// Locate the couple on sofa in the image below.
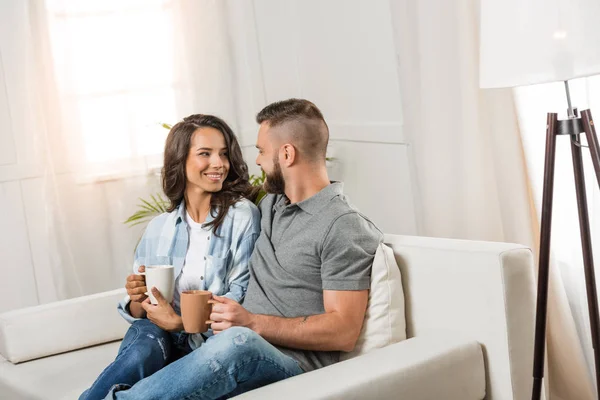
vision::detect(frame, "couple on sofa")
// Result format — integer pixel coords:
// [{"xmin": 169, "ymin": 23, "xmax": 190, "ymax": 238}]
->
[{"xmin": 81, "ymin": 99, "xmax": 383, "ymax": 400}]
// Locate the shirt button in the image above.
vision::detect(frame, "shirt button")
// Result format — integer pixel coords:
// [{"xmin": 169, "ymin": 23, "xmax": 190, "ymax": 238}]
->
[
  {"xmin": 204, "ymin": 256, "xmax": 206, "ymax": 260},
  {"xmin": 200, "ymin": 276, "xmax": 204, "ymax": 280},
  {"xmin": 207, "ymin": 236, "xmax": 210, "ymax": 240}
]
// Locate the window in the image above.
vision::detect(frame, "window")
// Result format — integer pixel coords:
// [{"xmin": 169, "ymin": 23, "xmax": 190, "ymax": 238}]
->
[{"xmin": 45, "ymin": 0, "xmax": 177, "ymax": 178}]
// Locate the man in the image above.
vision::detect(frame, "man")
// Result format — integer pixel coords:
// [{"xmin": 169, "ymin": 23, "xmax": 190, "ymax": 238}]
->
[{"xmin": 105, "ymin": 99, "xmax": 382, "ymax": 399}]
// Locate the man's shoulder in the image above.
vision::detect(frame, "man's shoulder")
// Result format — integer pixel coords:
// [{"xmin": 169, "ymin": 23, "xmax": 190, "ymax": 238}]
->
[
  {"xmin": 320, "ymin": 194, "xmax": 369, "ymax": 222},
  {"xmin": 325, "ymin": 197, "xmax": 383, "ymax": 239}
]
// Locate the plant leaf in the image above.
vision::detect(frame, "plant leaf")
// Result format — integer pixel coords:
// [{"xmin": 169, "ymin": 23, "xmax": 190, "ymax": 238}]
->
[
  {"xmin": 255, "ymin": 190, "xmax": 267, "ymax": 205},
  {"xmin": 150, "ymin": 193, "xmax": 168, "ymax": 213},
  {"xmin": 140, "ymin": 198, "xmax": 160, "ymax": 213},
  {"xmin": 136, "ymin": 202, "xmax": 158, "ymax": 213},
  {"xmin": 126, "ymin": 219, "xmax": 153, "ymax": 227},
  {"xmin": 124, "ymin": 192, "xmax": 169, "ymax": 228}
]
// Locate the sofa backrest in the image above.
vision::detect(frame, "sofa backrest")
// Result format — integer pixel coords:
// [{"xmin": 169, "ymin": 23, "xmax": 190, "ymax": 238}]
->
[{"xmin": 384, "ymin": 234, "xmax": 537, "ymax": 400}]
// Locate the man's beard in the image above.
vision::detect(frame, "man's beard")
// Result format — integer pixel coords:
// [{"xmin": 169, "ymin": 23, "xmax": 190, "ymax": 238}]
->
[{"xmin": 263, "ymin": 158, "xmax": 285, "ymax": 194}]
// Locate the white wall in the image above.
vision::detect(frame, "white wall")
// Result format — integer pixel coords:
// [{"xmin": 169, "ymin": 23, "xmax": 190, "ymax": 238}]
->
[
  {"xmin": 0, "ymin": 0, "xmax": 417, "ymax": 312},
  {"xmin": 229, "ymin": 0, "xmax": 418, "ymax": 235}
]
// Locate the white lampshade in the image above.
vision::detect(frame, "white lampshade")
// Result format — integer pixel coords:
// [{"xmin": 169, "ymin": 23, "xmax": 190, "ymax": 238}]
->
[{"xmin": 480, "ymin": 0, "xmax": 600, "ymax": 88}]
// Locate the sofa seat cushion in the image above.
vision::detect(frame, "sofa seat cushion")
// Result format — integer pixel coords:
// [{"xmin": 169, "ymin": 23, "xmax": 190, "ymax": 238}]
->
[{"xmin": 0, "ymin": 341, "xmax": 121, "ymax": 400}]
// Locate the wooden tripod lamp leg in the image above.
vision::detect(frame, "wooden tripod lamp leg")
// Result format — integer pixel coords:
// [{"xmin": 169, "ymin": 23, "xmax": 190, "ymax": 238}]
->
[
  {"xmin": 532, "ymin": 113, "xmax": 558, "ymax": 400},
  {"xmin": 581, "ymin": 110, "xmax": 600, "ymax": 189},
  {"xmin": 577, "ymin": 109, "xmax": 600, "ymax": 394}
]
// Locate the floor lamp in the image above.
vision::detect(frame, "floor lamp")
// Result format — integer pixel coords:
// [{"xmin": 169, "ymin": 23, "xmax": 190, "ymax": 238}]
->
[{"xmin": 479, "ymin": 1, "xmax": 600, "ymax": 399}]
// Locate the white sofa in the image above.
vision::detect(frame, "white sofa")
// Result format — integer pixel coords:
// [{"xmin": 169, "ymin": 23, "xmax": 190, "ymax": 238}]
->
[{"xmin": 0, "ymin": 235, "xmax": 538, "ymax": 399}]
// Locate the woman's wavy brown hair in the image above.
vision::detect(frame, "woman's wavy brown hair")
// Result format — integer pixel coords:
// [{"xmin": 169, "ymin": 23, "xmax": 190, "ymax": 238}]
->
[{"xmin": 162, "ymin": 114, "xmax": 255, "ymax": 233}]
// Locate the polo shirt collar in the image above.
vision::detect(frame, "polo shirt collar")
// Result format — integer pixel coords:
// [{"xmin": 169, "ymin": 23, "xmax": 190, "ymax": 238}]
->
[{"xmin": 294, "ymin": 182, "xmax": 344, "ymax": 215}]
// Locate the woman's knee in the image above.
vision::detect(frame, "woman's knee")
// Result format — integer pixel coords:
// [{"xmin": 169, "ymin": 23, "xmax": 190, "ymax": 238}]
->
[
  {"xmin": 123, "ymin": 320, "xmax": 172, "ymax": 365},
  {"xmin": 131, "ymin": 319, "xmax": 168, "ymax": 336}
]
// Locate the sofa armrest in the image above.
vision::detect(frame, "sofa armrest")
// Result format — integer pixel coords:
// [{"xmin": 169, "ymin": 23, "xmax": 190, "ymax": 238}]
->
[
  {"xmin": 235, "ymin": 335, "xmax": 485, "ymax": 400},
  {"xmin": 0, "ymin": 289, "xmax": 129, "ymax": 363},
  {"xmin": 384, "ymin": 235, "xmax": 538, "ymax": 399}
]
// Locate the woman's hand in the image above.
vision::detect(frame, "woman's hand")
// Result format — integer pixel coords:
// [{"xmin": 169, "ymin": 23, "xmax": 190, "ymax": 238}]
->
[
  {"xmin": 142, "ymin": 287, "xmax": 183, "ymax": 332},
  {"xmin": 125, "ymin": 265, "xmax": 147, "ymax": 303}
]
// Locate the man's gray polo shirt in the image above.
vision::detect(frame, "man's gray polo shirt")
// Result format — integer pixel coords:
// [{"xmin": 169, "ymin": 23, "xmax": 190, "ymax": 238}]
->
[{"xmin": 243, "ymin": 182, "xmax": 383, "ymax": 372}]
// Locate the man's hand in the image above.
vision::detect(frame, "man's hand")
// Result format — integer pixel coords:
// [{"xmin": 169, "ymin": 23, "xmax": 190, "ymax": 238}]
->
[
  {"xmin": 126, "ymin": 265, "xmax": 147, "ymax": 303},
  {"xmin": 141, "ymin": 287, "xmax": 183, "ymax": 332},
  {"xmin": 209, "ymin": 295, "xmax": 255, "ymax": 334}
]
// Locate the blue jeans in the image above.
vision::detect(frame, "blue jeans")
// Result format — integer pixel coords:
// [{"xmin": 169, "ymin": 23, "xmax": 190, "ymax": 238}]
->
[
  {"xmin": 80, "ymin": 319, "xmax": 192, "ymax": 400},
  {"xmin": 102, "ymin": 326, "xmax": 304, "ymax": 400}
]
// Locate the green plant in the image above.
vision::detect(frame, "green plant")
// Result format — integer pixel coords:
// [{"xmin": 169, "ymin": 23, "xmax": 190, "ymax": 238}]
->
[
  {"xmin": 124, "ymin": 193, "xmax": 169, "ymax": 227},
  {"xmin": 250, "ymin": 170, "xmax": 267, "ymax": 204}
]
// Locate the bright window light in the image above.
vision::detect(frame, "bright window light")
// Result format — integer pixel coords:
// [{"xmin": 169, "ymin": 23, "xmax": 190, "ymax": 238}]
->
[{"xmin": 45, "ymin": 0, "xmax": 176, "ymax": 167}]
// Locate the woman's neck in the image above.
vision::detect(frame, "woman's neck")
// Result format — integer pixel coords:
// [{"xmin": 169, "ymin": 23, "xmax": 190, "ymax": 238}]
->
[{"xmin": 184, "ymin": 189, "xmax": 212, "ymax": 223}]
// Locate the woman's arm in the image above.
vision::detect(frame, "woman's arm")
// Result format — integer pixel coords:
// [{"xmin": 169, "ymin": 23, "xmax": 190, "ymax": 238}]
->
[
  {"xmin": 222, "ymin": 232, "xmax": 257, "ymax": 301},
  {"xmin": 128, "ymin": 300, "xmax": 147, "ymax": 319},
  {"xmin": 222, "ymin": 202, "xmax": 260, "ymax": 301}
]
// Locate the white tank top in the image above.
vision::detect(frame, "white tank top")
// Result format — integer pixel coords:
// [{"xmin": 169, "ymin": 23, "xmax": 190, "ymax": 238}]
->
[{"xmin": 173, "ymin": 211, "xmax": 210, "ymax": 309}]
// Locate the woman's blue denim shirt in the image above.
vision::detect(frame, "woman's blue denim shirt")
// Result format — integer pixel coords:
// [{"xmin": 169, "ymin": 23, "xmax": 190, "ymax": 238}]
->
[{"xmin": 117, "ymin": 198, "xmax": 260, "ymax": 331}]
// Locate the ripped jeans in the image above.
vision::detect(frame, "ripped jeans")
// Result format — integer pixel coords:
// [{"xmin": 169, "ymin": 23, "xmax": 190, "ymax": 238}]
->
[
  {"xmin": 80, "ymin": 319, "xmax": 192, "ymax": 400},
  {"xmin": 93, "ymin": 321, "xmax": 304, "ymax": 400}
]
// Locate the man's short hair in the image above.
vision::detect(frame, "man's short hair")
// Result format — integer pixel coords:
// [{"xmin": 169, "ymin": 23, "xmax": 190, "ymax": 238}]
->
[{"xmin": 256, "ymin": 99, "xmax": 329, "ymax": 162}]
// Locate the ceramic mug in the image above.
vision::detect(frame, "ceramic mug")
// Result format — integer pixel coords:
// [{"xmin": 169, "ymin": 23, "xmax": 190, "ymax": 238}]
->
[
  {"xmin": 180, "ymin": 290, "xmax": 217, "ymax": 333},
  {"xmin": 141, "ymin": 265, "xmax": 175, "ymax": 305}
]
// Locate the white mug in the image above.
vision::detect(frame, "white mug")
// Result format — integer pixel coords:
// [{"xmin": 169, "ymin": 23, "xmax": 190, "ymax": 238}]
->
[{"xmin": 141, "ymin": 265, "xmax": 175, "ymax": 305}]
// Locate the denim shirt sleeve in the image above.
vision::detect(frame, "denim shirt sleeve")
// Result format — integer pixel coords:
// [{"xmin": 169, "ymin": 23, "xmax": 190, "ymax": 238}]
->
[
  {"xmin": 117, "ymin": 295, "xmax": 141, "ymax": 324},
  {"xmin": 222, "ymin": 233, "xmax": 258, "ymax": 302},
  {"xmin": 222, "ymin": 203, "xmax": 260, "ymax": 303},
  {"xmin": 116, "ymin": 216, "xmax": 159, "ymax": 324}
]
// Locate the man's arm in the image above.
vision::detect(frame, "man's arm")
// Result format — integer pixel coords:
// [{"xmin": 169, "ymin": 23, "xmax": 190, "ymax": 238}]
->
[
  {"xmin": 251, "ymin": 289, "xmax": 368, "ymax": 352},
  {"xmin": 210, "ymin": 289, "xmax": 368, "ymax": 352},
  {"xmin": 209, "ymin": 211, "xmax": 380, "ymax": 351}
]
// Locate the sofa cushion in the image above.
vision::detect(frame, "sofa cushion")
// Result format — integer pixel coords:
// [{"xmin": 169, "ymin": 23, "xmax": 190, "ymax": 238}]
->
[
  {"xmin": 0, "ymin": 341, "xmax": 121, "ymax": 400},
  {"xmin": 236, "ymin": 335, "xmax": 485, "ymax": 400},
  {"xmin": 0, "ymin": 289, "xmax": 129, "ymax": 363},
  {"xmin": 340, "ymin": 243, "xmax": 406, "ymax": 360}
]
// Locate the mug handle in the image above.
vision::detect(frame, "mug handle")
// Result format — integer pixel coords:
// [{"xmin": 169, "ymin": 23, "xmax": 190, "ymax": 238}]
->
[{"xmin": 205, "ymin": 299, "xmax": 218, "ymax": 325}]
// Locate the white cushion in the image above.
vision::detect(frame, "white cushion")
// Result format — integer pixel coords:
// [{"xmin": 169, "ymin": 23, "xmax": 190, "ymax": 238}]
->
[
  {"xmin": 341, "ymin": 243, "xmax": 406, "ymax": 360},
  {"xmin": 0, "ymin": 289, "xmax": 129, "ymax": 363},
  {"xmin": 237, "ymin": 335, "xmax": 485, "ymax": 400}
]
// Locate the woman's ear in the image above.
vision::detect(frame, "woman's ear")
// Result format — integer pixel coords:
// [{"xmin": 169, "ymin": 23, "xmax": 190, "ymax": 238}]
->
[{"xmin": 281, "ymin": 144, "xmax": 296, "ymax": 167}]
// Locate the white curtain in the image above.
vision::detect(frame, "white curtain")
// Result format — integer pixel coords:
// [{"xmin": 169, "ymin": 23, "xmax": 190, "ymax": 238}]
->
[
  {"xmin": 171, "ymin": 0, "xmax": 238, "ymax": 124},
  {"xmin": 1, "ymin": 0, "xmax": 234, "ymax": 304},
  {"xmin": 390, "ymin": 0, "xmax": 594, "ymax": 398}
]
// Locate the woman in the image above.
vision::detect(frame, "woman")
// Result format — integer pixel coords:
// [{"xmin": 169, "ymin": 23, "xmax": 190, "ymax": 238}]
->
[{"xmin": 80, "ymin": 114, "xmax": 260, "ymax": 400}]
